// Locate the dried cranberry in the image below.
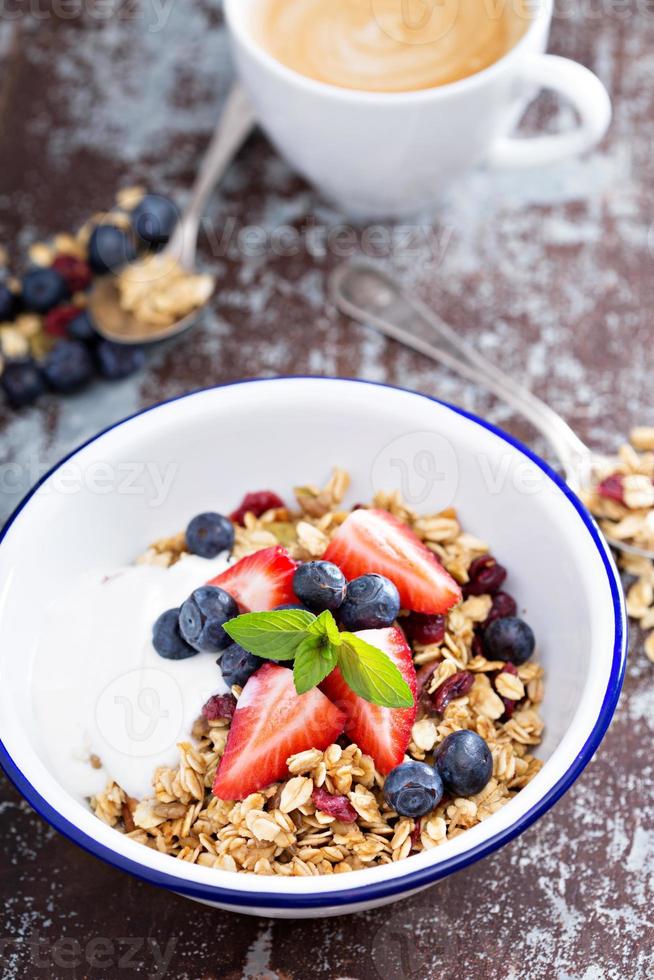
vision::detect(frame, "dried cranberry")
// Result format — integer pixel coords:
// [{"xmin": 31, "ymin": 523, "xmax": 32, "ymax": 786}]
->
[
  {"xmin": 202, "ymin": 693, "xmax": 237, "ymax": 722},
  {"xmin": 230, "ymin": 490, "xmax": 285, "ymax": 525},
  {"xmin": 497, "ymin": 663, "xmax": 519, "ymax": 720},
  {"xmin": 410, "ymin": 819, "xmax": 422, "ymax": 849},
  {"xmin": 471, "ymin": 632, "xmax": 485, "ymax": 658},
  {"xmin": 43, "ymin": 304, "xmax": 81, "ymax": 337},
  {"xmin": 403, "ymin": 612, "xmax": 446, "ymax": 646},
  {"xmin": 312, "ymin": 787, "xmax": 358, "ymax": 822},
  {"xmin": 464, "ymin": 554, "xmax": 507, "ymax": 597},
  {"xmin": 432, "ymin": 670, "xmax": 474, "ymax": 713},
  {"xmin": 483, "ymin": 591, "xmax": 518, "ymax": 629},
  {"xmin": 52, "ymin": 254, "xmax": 93, "ymax": 293},
  {"xmin": 596, "ymin": 473, "xmax": 625, "ymax": 503},
  {"xmin": 501, "ymin": 697, "xmax": 517, "ymax": 720}
]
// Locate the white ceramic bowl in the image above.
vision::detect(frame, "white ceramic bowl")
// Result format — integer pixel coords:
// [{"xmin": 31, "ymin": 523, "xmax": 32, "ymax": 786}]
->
[{"xmin": 0, "ymin": 378, "xmax": 626, "ymax": 918}]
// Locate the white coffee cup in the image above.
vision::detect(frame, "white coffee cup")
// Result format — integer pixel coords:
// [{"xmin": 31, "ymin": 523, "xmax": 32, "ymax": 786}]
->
[{"xmin": 224, "ymin": 0, "xmax": 611, "ymax": 219}]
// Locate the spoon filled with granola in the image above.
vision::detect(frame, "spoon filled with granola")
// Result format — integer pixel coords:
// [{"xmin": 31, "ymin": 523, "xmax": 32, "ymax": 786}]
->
[
  {"xmin": 89, "ymin": 85, "xmax": 255, "ymax": 344},
  {"xmin": 330, "ymin": 261, "xmax": 654, "ymax": 561}
]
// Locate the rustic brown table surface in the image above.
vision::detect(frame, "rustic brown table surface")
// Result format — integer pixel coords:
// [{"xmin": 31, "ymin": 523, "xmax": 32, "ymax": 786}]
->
[{"xmin": 1, "ymin": 3, "xmax": 653, "ymax": 978}]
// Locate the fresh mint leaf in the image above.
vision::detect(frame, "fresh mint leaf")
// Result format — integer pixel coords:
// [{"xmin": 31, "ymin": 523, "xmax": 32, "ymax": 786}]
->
[
  {"xmin": 293, "ymin": 635, "xmax": 338, "ymax": 694},
  {"xmin": 338, "ymin": 633, "xmax": 414, "ymax": 708},
  {"xmin": 307, "ymin": 609, "xmax": 341, "ymax": 645},
  {"xmin": 223, "ymin": 609, "xmax": 316, "ymax": 661}
]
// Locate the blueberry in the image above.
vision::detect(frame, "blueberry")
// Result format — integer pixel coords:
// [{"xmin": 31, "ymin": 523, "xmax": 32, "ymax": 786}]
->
[
  {"xmin": 186, "ymin": 512, "xmax": 234, "ymax": 559},
  {"xmin": 434, "ymin": 730, "xmax": 493, "ymax": 797},
  {"xmin": 178, "ymin": 586, "xmax": 238, "ymax": 653},
  {"xmin": 219, "ymin": 642, "xmax": 262, "ymax": 687},
  {"xmin": 131, "ymin": 194, "xmax": 178, "ymax": 247},
  {"xmin": 337, "ymin": 574, "xmax": 400, "ymax": 631},
  {"xmin": 0, "ymin": 283, "xmax": 17, "ymax": 320},
  {"xmin": 97, "ymin": 340, "xmax": 146, "ymax": 380},
  {"xmin": 88, "ymin": 225, "xmax": 136, "ymax": 274},
  {"xmin": 68, "ymin": 310, "xmax": 98, "ymax": 345},
  {"xmin": 42, "ymin": 339, "xmax": 94, "ymax": 393},
  {"xmin": 483, "ymin": 616, "xmax": 535, "ymax": 665},
  {"xmin": 1, "ymin": 359, "xmax": 44, "ymax": 408},
  {"xmin": 383, "ymin": 761, "xmax": 444, "ymax": 818},
  {"xmin": 21, "ymin": 267, "xmax": 69, "ymax": 313},
  {"xmin": 152, "ymin": 608, "xmax": 197, "ymax": 660},
  {"xmin": 274, "ymin": 603, "xmax": 310, "ymax": 611},
  {"xmin": 293, "ymin": 561, "xmax": 347, "ymax": 613}
]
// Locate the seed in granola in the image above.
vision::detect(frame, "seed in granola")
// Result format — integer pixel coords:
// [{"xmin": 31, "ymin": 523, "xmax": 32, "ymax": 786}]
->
[
  {"xmin": 431, "ymin": 670, "xmax": 474, "ymax": 713},
  {"xmin": 230, "ymin": 490, "xmax": 285, "ymax": 526},
  {"xmin": 435, "ymin": 730, "xmax": 493, "ymax": 797},
  {"xmin": 483, "ymin": 616, "xmax": 535, "ymax": 665},
  {"xmin": 402, "ymin": 612, "xmax": 446, "ymax": 646},
  {"xmin": 383, "ymin": 761, "xmax": 444, "ymax": 818},
  {"xmin": 464, "ymin": 554, "xmax": 507, "ymax": 597}
]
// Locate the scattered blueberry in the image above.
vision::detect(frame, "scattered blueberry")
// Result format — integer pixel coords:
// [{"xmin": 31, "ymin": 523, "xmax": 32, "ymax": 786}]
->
[
  {"xmin": 483, "ymin": 616, "xmax": 535, "ymax": 665},
  {"xmin": 88, "ymin": 224, "xmax": 136, "ymax": 274},
  {"xmin": 337, "ymin": 574, "xmax": 400, "ymax": 631},
  {"xmin": 0, "ymin": 282, "xmax": 17, "ymax": 320},
  {"xmin": 293, "ymin": 561, "xmax": 347, "ymax": 612},
  {"xmin": 178, "ymin": 586, "xmax": 238, "ymax": 653},
  {"xmin": 1, "ymin": 359, "xmax": 44, "ymax": 407},
  {"xmin": 21, "ymin": 267, "xmax": 69, "ymax": 313},
  {"xmin": 434, "ymin": 730, "xmax": 493, "ymax": 797},
  {"xmin": 152, "ymin": 608, "xmax": 197, "ymax": 660},
  {"xmin": 131, "ymin": 193, "xmax": 178, "ymax": 247},
  {"xmin": 219, "ymin": 642, "xmax": 262, "ymax": 687},
  {"xmin": 383, "ymin": 761, "xmax": 444, "ymax": 817},
  {"xmin": 186, "ymin": 512, "xmax": 234, "ymax": 559},
  {"xmin": 42, "ymin": 339, "xmax": 94, "ymax": 393},
  {"xmin": 68, "ymin": 310, "xmax": 98, "ymax": 344},
  {"xmin": 96, "ymin": 340, "xmax": 146, "ymax": 380}
]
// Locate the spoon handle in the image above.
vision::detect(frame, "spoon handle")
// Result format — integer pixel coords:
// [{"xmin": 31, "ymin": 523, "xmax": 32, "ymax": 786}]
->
[
  {"xmin": 329, "ymin": 261, "xmax": 592, "ymax": 490},
  {"xmin": 168, "ymin": 84, "xmax": 256, "ymax": 268}
]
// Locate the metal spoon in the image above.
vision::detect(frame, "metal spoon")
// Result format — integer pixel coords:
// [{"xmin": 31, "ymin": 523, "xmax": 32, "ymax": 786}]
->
[
  {"xmin": 330, "ymin": 260, "xmax": 649, "ymax": 560},
  {"xmin": 89, "ymin": 85, "xmax": 256, "ymax": 344}
]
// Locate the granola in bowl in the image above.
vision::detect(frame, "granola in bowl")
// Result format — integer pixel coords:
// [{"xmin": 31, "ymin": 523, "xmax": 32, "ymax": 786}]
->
[{"xmin": 91, "ymin": 469, "xmax": 544, "ymax": 876}]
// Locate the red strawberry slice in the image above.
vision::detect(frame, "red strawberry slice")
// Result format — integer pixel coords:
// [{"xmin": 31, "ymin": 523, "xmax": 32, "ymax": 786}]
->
[
  {"xmin": 206, "ymin": 545, "xmax": 298, "ymax": 611},
  {"xmin": 323, "ymin": 508, "xmax": 461, "ymax": 614},
  {"xmin": 320, "ymin": 626, "xmax": 418, "ymax": 774},
  {"xmin": 212, "ymin": 664, "xmax": 346, "ymax": 800}
]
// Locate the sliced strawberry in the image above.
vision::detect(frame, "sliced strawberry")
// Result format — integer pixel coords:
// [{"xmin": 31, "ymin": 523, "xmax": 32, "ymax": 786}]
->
[
  {"xmin": 323, "ymin": 508, "xmax": 461, "ymax": 614},
  {"xmin": 206, "ymin": 545, "xmax": 298, "ymax": 611},
  {"xmin": 320, "ymin": 626, "xmax": 418, "ymax": 774},
  {"xmin": 212, "ymin": 664, "xmax": 346, "ymax": 800}
]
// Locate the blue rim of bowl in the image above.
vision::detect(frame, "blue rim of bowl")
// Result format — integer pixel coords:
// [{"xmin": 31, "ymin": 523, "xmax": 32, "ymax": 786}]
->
[{"xmin": 0, "ymin": 377, "xmax": 627, "ymax": 910}]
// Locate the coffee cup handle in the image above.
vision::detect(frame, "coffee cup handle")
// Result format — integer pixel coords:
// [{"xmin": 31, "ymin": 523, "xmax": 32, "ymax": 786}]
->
[{"xmin": 487, "ymin": 54, "xmax": 611, "ymax": 168}]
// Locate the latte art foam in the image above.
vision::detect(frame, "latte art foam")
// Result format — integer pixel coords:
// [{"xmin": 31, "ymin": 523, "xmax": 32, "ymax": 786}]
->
[{"xmin": 255, "ymin": 0, "xmax": 530, "ymax": 92}]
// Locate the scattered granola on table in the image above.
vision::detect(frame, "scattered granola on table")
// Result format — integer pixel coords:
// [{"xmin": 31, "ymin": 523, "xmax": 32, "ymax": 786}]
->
[
  {"xmin": 582, "ymin": 426, "xmax": 654, "ymax": 663},
  {"xmin": 91, "ymin": 468, "xmax": 545, "ymax": 875}
]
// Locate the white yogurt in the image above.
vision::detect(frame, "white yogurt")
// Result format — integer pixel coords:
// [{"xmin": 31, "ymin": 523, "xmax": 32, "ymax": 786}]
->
[{"xmin": 32, "ymin": 554, "xmax": 230, "ymax": 800}]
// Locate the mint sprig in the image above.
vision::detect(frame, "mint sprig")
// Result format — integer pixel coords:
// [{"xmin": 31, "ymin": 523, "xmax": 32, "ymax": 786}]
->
[{"xmin": 223, "ymin": 609, "xmax": 413, "ymax": 709}]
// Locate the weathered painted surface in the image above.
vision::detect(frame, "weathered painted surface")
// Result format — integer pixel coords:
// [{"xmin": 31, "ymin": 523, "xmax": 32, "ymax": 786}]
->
[{"xmin": 0, "ymin": 2, "xmax": 652, "ymax": 977}]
